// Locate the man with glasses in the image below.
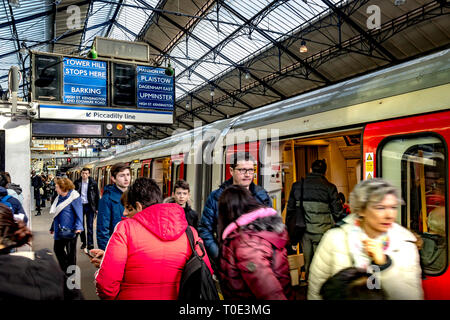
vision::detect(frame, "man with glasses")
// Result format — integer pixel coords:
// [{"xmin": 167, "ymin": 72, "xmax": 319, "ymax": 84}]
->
[{"xmin": 198, "ymin": 151, "xmax": 272, "ymax": 267}]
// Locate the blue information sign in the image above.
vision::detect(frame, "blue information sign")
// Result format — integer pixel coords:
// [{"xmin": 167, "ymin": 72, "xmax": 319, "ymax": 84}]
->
[
  {"xmin": 63, "ymin": 57, "xmax": 107, "ymax": 106},
  {"xmin": 137, "ymin": 66, "xmax": 174, "ymax": 110}
]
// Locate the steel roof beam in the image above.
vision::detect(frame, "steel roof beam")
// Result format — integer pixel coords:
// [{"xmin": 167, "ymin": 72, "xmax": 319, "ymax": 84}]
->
[
  {"xmin": 219, "ymin": 1, "xmax": 331, "ymax": 84},
  {"xmin": 321, "ymin": 0, "xmax": 397, "ymax": 62},
  {"xmin": 113, "ymin": 21, "xmax": 232, "ymax": 121},
  {"xmin": 150, "ymin": 3, "xmax": 286, "ymax": 99},
  {"xmin": 105, "ymin": 0, "xmax": 124, "ymax": 37},
  {"xmin": 0, "ymin": 20, "xmax": 111, "ymax": 60},
  {"xmin": 79, "ymin": 0, "xmax": 93, "ymax": 53}
]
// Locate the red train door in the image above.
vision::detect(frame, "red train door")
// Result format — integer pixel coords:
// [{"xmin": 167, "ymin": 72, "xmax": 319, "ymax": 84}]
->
[{"xmin": 363, "ymin": 110, "xmax": 450, "ymax": 300}]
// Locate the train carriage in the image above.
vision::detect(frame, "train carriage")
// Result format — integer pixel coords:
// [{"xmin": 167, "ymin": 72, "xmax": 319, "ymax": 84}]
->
[{"xmin": 67, "ymin": 49, "xmax": 450, "ymax": 299}]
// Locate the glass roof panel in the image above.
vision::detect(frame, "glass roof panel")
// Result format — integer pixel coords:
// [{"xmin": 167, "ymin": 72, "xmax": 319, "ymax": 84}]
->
[{"xmin": 172, "ymin": 0, "xmax": 341, "ymax": 100}]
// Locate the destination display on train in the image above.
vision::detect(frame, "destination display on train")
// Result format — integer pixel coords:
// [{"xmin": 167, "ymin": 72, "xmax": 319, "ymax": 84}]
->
[
  {"xmin": 62, "ymin": 57, "xmax": 107, "ymax": 106},
  {"xmin": 136, "ymin": 66, "xmax": 174, "ymax": 111}
]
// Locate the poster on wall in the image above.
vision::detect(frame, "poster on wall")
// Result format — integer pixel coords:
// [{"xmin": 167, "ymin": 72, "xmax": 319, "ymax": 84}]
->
[
  {"xmin": 63, "ymin": 57, "xmax": 107, "ymax": 106},
  {"xmin": 136, "ymin": 66, "xmax": 174, "ymax": 111}
]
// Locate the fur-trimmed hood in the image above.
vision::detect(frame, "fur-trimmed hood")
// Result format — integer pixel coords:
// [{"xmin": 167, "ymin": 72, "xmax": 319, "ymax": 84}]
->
[{"xmin": 222, "ymin": 207, "xmax": 287, "ymax": 249}]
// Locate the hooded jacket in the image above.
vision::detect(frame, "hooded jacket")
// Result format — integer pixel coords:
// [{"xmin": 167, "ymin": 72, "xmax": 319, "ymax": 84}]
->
[
  {"xmin": 307, "ymin": 214, "xmax": 424, "ymax": 300},
  {"xmin": 97, "ymin": 184, "xmax": 125, "ymax": 250},
  {"xmin": 219, "ymin": 207, "xmax": 293, "ymax": 300},
  {"xmin": 198, "ymin": 178, "xmax": 272, "ymax": 260},
  {"xmin": 0, "ymin": 186, "xmax": 27, "ymax": 224},
  {"xmin": 0, "ymin": 249, "xmax": 83, "ymax": 300},
  {"xmin": 95, "ymin": 203, "xmax": 213, "ymax": 300}
]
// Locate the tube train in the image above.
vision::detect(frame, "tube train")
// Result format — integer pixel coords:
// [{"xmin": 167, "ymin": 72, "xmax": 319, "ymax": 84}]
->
[{"xmin": 68, "ymin": 49, "xmax": 450, "ymax": 299}]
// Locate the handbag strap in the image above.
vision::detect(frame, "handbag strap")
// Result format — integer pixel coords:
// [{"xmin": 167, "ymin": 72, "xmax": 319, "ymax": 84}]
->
[
  {"xmin": 185, "ymin": 226, "xmax": 206, "ymax": 259},
  {"xmin": 300, "ymin": 178, "xmax": 304, "ymax": 207}
]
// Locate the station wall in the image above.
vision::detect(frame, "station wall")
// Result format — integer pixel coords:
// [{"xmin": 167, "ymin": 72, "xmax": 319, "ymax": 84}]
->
[{"xmin": 0, "ymin": 117, "xmax": 31, "ymax": 225}]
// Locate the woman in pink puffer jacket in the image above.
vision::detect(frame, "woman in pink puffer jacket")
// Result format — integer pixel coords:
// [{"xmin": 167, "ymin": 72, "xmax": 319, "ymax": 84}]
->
[
  {"xmin": 218, "ymin": 185, "xmax": 294, "ymax": 300},
  {"xmin": 95, "ymin": 178, "xmax": 212, "ymax": 300}
]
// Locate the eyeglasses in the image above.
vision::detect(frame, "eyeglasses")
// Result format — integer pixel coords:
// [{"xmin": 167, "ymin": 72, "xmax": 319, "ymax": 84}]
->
[{"xmin": 234, "ymin": 168, "xmax": 255, "ymax": 175}]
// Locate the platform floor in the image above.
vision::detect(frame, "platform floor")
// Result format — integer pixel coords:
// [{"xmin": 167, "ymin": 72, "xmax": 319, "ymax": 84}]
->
[{"xmin": 29, "ymin": 204, "xmax": 100, "ymax": 300}]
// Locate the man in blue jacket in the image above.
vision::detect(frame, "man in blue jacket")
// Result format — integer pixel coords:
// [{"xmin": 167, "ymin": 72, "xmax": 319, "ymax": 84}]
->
[
  {"xmin": 96, "ymin": 162, "xmax": 130, "ymax": 250},
  {"xmin": 198, "ymin": 152, "xmax": 272, "ymax": 266},
  {"xmin": 0, "ymin": 173, "xmax": 28, "ymax": 224}
]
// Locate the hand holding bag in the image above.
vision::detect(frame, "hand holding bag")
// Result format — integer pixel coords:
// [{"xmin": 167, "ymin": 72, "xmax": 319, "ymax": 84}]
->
[{"xmin": 57, "ymin": 224, "xmax": 77, "ymax": 239}]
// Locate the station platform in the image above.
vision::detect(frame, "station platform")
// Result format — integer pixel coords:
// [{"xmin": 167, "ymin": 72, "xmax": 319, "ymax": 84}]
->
[{"xmin": 29, "ymin": 205, "xmax": 100, "ymax": 300}]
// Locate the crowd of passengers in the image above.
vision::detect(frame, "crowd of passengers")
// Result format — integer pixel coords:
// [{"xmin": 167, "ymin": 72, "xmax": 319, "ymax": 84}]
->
[{"xmin": 0, "ymin": 152, "xmax": 445, "ymax": 300}]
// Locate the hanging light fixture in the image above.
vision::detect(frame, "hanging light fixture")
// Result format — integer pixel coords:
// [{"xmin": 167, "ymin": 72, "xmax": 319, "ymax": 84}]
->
[
  {"xmin": 8, "ymin": 0, "xmax": 20, "ymax": 8},
  {"xmin": 210, "ymin": 87, "xmax": 215, "ymax": 97},
  {"xmin": 186, "ymin": 101, "xmax": 190, "ymax": 109},
  {"xmin": 299, "ymin": 40, "xmax": 308, "ymax": 53},
  {"xmin": 245, "ymin": 71, "xmax": 250, "ymax": 80}
]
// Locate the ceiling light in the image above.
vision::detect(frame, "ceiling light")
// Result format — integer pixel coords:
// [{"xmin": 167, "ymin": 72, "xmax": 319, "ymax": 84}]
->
[
  {"xmin": 186, "ymin": 101, "xmax": 190, "ymax": 109},
  {"xmin": 245, "ymin": 72, "xmax": 250, "ymax": 80},
  {"xmin": 8, "ymin": 0, "xmax": 20, "ymax": 8},
  {"xmin": 210, "ymin": 88, "xmax": 215, "ymax": 97},
  {"xmin": 299, "ymin": 40, "xmax": 308, "ymax": 53}
]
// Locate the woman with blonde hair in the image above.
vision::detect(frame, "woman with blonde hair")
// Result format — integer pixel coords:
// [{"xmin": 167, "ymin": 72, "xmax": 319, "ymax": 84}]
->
[
  {"xmin": 308, "ymin": 178, "xmax": 423, "ymax": 300},
  {"xmin": 49, "ymin": 177, "xmax": 83, "ymax": 272}
]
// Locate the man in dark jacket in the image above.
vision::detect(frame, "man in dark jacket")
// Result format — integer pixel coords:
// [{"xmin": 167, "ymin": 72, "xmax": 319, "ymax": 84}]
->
[
  {"xmin": 74, "ymin": 167, "xmax": 100, "ymax": 250},
  {"xmin": 31, "ymin": 170, "xmax": 43, "ymax": 216},
  {"xmin": 198, "ymin": 152, "xmax": 272, "ymax": 264},
  {"xmin": 286, "ymin": 159, "xmax": 344, "ymax": 280},
  {"xmin": 96, "ymin": 162, "xmax": 130, "ymax": 250}
]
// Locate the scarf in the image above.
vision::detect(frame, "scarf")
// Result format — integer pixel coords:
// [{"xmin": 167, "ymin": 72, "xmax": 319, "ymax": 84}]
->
[
  {"xmin": 347, "ymin": 217, "xmax": 392, "ymax": 270},
  {"xmin": 50, "ymin": 190, "xmax": 80, "ymax": 218}
]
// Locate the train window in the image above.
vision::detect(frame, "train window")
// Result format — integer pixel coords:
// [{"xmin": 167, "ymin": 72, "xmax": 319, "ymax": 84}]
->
[
  {"xmin": 380, "ymin": 135, "xmax": 447, "ymax": 276},
  {"xmin": 137, "ymin": 168, "xmax": 141, "ymax": 178},
  {"xmin": 143, "ymin": 164, "xmax": 150, "ymax": 178}
]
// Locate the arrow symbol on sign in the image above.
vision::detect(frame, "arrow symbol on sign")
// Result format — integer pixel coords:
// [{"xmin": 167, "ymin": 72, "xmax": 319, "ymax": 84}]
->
[{"xmin": 86, "ymin": 112, "xmax": 91, "ymax": 117}]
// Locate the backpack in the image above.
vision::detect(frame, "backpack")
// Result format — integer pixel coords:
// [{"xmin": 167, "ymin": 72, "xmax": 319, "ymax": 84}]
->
[
  {"xmin": 0, "ymin": 195, "xmax": 13, "ymax": 210},
  {"xmin": 178, "ymin": 227, "xmax": 220, "ymax": 300}
]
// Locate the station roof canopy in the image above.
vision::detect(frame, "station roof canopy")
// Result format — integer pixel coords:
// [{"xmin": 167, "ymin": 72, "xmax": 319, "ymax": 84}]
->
[{"xmin": 0, "ymin": 0, "xmax": 449, "ymax": 142}]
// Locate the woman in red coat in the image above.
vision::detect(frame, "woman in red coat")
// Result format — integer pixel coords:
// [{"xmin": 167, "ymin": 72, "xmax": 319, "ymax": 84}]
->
[
  {"xmin": 218, "ymin": 185, "xmax": 294, "ymax": 300},
  {"xmin": 95, "ymin": 178, "xmax": 212, "ymax": 300}
]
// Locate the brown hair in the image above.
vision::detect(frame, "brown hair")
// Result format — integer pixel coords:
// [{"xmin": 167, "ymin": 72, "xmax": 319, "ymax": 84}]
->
[
  {"xmin": 174, "ymin": 179, "xmax": 190, "ymax": 192},
  {"xmin": 55, "ymin": 177, "xmax": 75, "ymax": 193},
  {"xmin": 0, "ymin": 203, "xmax": 32, "ymax": 253},
  {"xmin": 110, "ymin": 162, "xmax": 130, "ymax": 179},
  {"xmin": 128, "ymin": 178, "xmax": 162, "ymax": 210}
]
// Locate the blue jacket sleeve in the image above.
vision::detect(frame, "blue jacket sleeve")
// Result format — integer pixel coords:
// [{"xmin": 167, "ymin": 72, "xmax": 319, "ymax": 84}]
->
[
  {"xmin": 97, "ymin": 196, "xmax": 112, "ymax": 250},
  {"xmin": 198, "ymin": 193, "xmax": 219, "ymax": 260},
  {"xmin": 72, "ymin": 197, "xmax": 84, "ymax": 231},
  {"xmin": 9, "ymin": 197, "xmax": 27, "ymax": 224}
]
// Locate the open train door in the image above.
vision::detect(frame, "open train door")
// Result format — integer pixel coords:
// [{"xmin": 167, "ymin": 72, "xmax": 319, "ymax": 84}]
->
[{"xmin": 363, "ymin": 110, "xmax": 450, "ymax": 300}]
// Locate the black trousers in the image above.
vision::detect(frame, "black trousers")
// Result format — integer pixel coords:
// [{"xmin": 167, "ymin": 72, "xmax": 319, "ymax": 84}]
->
[
  {"xmin": 80, "ymin": 204, "xmax": 95, "ymax": 248},
  {"xmin": 34, "ymin": 188, "xmax": 41, "ymax": 213},
  {"xmin": 54, "ymin": 236, "xmax": 78, "ymax": 272}
]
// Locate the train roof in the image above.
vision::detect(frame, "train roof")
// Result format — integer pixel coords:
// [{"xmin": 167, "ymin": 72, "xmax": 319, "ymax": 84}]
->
[
  {"xmin": 87, "ymin": 49, "xmax": 450, "ymax": 167},
  {"xmin": 232, "ymin": 49, "xmax": 450, "ymax": 131}
]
